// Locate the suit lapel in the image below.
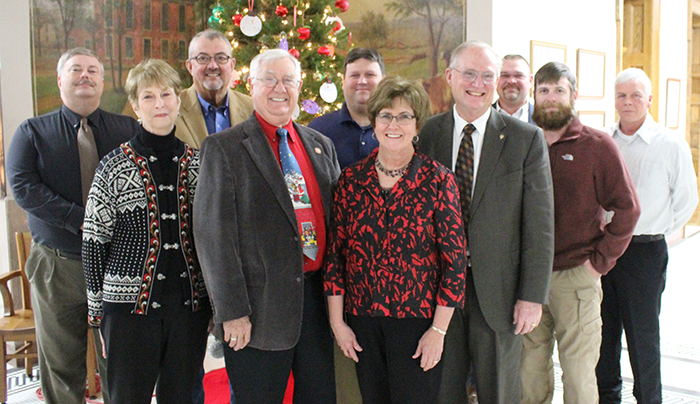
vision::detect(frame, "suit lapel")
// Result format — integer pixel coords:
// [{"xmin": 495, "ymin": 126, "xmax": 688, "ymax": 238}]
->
[
  {"xmin": 241, "ymin": 117, "xmax": 299, "ymax": 231},
  {"xmin": 180, "ymin": 87, "xmax": 209, "ymax": 148},
  {"xmin": 435, "ymin": 112, "xmax": 455, "ymax": 168},
  {"xmin": 471, "ymin": 109, "xmax": 506, "ymax": 215}
]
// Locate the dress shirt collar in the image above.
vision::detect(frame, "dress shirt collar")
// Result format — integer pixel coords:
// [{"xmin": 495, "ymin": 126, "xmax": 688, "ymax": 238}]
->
[
  {"xmin": 62, "ymin": 104, "xmax": 101, "ymax": 129},
  {"xmin": 453, "ymin": 105, "xmax": 490, "ymax": 136},
  {"xmin": 255, "ymin": 111, "xmax": 297, "ymax": 144},
  {"xmin": 611, "ymin": 113, "xmax": 659, "ymax": 145},
  {"xmin": 197, "ymin": 91, "xmax": 229, "ymax": 116},
  {"xmin": 495, "ymin": 100, "xmax": 530, "ymax": 123}
]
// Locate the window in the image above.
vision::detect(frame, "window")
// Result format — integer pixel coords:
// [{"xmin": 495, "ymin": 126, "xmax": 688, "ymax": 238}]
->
[
  {"xmin": 125, "ymin": 36, "xmax": 134, "ymax": 59},
  {"xmin": 125, "ymin": 0, "xmax": 133, "ymax": 29},
  {"xmin": 161, "ymin": 39, "xmax": 169, "ymax": 60},
  {"xmin": 161, "ymin": 2, "xmax": 169, "ymax": 32},
  {"xmin": 178, "ymin": 40, "xmax": 186, "ymax": 61},
  {"xmin": 143, "ymin": 38, "xmax": 151, "ymax": 59},
  {"xmin": 143, "ymin": 1, "xmax": 151, "ymax": 30},
  {"xmin": 178, "ymin": 4, "xmax": 186, "ymax": 32}
]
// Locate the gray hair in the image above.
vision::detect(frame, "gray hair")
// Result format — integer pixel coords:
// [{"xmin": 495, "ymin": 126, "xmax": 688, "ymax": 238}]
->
[
  {"xmin": 249, "ymin": 49, "xmax": 302, "ymax": 81},
  {"xmin": 57, "ymin": 47, "xmax": 104, "ymax": 77},
  {"xmin": 188, "ymin": 29, "xmax": 233, "ymax": 58},
  {"xmin": 615, "ymin": 68, "xmax": 652, "ymax": 96},
  {"xmin": 449, "ymin": 41, "xmax": 501, "ymax": 72}
]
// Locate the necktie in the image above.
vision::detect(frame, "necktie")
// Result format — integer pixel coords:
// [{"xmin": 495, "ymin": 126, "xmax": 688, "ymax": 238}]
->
[
  {"xmin": 78, "ymin": 117, "xmax": 99, "ymax": 206},
  {"xmin": 277, "ymin": 128, "xmax": 319, "ymax": 261},
  {"xmin": 455, "ymin": 124, "xmax": 475, "ymax": 228}
]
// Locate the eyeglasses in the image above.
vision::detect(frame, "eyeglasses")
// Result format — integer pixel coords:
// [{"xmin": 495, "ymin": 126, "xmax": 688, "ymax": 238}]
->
[
  {"xmin": 189, "ymin": 54, "xmax": 232, "ymax": 65},
  {"xmin": 452, "ymin": 68, "xmax": 497, "ymax": 85},
  {"xmin": 253, "ymin": 77, "xmax": 300, "ymax": 89},
  {"xmin": 499, "ymin": 72, "xmax": 528, "ymax": 80},
  {"xmin": 376, "ymin": 113, "xmax": 415, "ymax": 125}
]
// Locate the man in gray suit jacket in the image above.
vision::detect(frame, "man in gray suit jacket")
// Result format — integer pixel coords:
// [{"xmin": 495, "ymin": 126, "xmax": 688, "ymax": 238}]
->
[
  {"xmin": 193, "ymin": 49, "xmax": 340, "ymax": 404},
  {"xmin": 417, "ymin": 41, "xmax": 554, "ymax": 404}
]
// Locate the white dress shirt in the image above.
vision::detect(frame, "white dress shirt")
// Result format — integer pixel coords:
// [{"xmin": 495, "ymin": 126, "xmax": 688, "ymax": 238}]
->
[
  {"xmin": 451, "ymin": 106, "xmax": 490, "ymax": 197},
  {"xmin": 608, "ymin": 114, "xmax": 698, "ymax": 235},
  {"xmin": 495, "ymin": 99, "xmax": 530, "ymax": 123}
]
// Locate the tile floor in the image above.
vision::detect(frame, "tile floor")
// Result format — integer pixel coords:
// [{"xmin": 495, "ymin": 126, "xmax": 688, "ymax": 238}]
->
[{"xmin": 6, "ymin": 231, "xmax": 700, "ymax": 403}]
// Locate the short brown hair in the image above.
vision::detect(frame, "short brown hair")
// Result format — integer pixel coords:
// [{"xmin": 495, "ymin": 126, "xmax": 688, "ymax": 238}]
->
[
  {"xmin": 367, "ymin": 76, "xmax": 431, "ymax": 131},
  {"xmin": 125, "ymin": 59, "xmax": 182, "ymax": 104}
]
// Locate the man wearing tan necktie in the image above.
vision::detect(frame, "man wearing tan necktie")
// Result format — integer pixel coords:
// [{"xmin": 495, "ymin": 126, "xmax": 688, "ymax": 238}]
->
[{"xmin": 7, "ymin": 48, "xmax": 139, "ymax": 404}]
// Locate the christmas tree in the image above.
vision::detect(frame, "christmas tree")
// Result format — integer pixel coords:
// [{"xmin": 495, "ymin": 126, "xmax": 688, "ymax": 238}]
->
[{"xmin": 207, "ymin": 0, "xmax": 352, "ymax": 123}]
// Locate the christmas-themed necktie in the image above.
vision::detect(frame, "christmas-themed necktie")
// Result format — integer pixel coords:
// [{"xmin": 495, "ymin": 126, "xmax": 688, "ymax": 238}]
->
[
  {"xmin": 78, "ymin": 117, "xmax": 99, "ymax": 206},
  {"xmin": 455, "ymin": 123, "xmax": 475, "ymax": 228},
  {"xmin": 277, "ymin": 128, "xmax": 319, "ymax": 260}
]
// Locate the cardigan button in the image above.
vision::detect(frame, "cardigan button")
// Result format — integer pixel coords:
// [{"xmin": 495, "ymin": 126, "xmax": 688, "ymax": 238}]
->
[
  {"xmin": 157, "ymin": 273, "xmax": 166, "ymax": 280},
  {"xmin": 184, "ymin": 300, "xmax": 191, "ymax": 306},
  {"xmin": 151, "ymin": 302, "xmax": 161, "ymax": 309}
]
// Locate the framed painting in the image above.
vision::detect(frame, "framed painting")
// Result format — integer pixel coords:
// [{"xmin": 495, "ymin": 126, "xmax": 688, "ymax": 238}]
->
[
  {"xmin": 576, "ymin": 49, "xmax": 605, "ymax": 98},
  {"xmin": 530, "ymin": 40, "xmax": 567, "ymax": 78}
]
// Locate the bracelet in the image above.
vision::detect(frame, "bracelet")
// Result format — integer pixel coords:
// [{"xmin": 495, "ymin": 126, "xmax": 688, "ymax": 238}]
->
[{"xmin": 430, "ymin": 325, "xmax": 447, "ymax": 335}]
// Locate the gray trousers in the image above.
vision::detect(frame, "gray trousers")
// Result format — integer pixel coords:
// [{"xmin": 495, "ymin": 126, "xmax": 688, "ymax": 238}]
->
[{"xmin": 25, "ymin": 243, "xmax": 109, "ymax": 404}]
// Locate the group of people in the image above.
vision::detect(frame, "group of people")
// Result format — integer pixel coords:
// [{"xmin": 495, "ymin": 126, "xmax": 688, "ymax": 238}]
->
[{"xmin": 6, "ymin": 26, "xmax": 698, "ymax": 404}]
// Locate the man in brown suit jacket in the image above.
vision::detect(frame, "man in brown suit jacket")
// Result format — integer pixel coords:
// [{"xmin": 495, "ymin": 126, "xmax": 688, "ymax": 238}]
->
[{"xmin": 176, "ymin": 29, "xmax": 253, "ymax": 147}]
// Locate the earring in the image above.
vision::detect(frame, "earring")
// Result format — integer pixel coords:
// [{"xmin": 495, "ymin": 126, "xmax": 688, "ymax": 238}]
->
[{"xmin": 412, "ymin": 135, "xmax": 420, "ymax": 144}]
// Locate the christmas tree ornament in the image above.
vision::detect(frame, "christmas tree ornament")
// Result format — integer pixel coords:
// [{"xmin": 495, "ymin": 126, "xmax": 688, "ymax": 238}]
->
[
  {"xmin": 275, "ymin": 5, "xmax": 288, "ymax": 17},
  {"xmin": 232, "ymin": 14, "xmax": 243, "ymax": 26},
  {"xmin": 335, "ymin": 0, "xmax": 349, "ymax": 12},
  {"xmin": 302, "ymin": 99, "xmax": 321, "ymax": 115},
  {"xmin": 313, "ymin": 71, "xmax": 324, "ymax": 81},
  {"xmin": 278, "ymin": 32, "xmax": 289, "ymax": 51},
  {"xmin": 240, "ymin": 0, "xmax": 263, "ymax": 37},
  {"xmin": 297, "ymin": 27, "xmax": 311, "ymax": 40},
  {"xmin": 212, "ymin": 5, "xmax": 224, "ymax": 18},
  {"xmin": 334, "ymin": 21, "xmax": 342, "ymax": 32},
  {"xmin": 324, "ymin": 16, "xmax": 344, "ymax": 32},
  {"xmin": 288, "ymin": 48, "xmax": 300, "ymax": 59},
  {"xmin": 318, "ymin": 46, "xmax": 331, "ymax": 56},
  {"xmin": 320, "ymin": 80, "xmax": 338, "ymax": 103}
]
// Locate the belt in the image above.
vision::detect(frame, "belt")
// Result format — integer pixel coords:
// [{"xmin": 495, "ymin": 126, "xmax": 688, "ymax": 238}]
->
[
  {"xmin": 41, "ymin": 244, "xmax": 82, "ymax": 260},
  {"xmin": 631, "ymin": 234, "xmax": 664, "ymax": 243}
]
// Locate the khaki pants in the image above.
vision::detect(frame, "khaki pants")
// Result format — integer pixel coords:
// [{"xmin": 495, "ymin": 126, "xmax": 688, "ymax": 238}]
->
[
  {"xmin": 521, "ymin": 264, "xmax": 602, "ymax": 404},
  {"xmin": 26, "ymin": 243, "xmax": 109, "ymax": 404}
]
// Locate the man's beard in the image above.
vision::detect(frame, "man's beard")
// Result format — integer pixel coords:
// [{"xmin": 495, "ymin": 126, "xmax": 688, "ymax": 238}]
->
[{"xmin": 532, "ymin": 101, "xmax": 575, "ymax": 130}]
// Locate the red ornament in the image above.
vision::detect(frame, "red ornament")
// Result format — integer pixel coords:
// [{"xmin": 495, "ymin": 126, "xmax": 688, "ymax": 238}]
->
[
  {"xmin": 297, "ymin": 27, "xmax": 310, "ymax": 40},
  {"xmin": 318, "ymin": 46, "xmax": 330, "ymax": 56},
  {"xmin": 288, "ymin": 48, "xmax": 300, "ymax": 59},
  {"xmin": 333, "ymin": 21, "xmax": 342, "ymax": 32},
  {"xmin": 335, "ymin": 0, "xmax": 349, "ymax": 12},
  {"xmin": 275, "ymin": 5, "xmax": 288, "ymax": 17},
  {"xmin": 232, "ymin": 14, "xmax": 243, "ymax": 26}
]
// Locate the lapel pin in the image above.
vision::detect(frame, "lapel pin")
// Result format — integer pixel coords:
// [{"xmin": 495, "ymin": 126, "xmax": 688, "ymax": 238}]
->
[
  {"xmin": 499, "ymin": 134, "xmax": 505, "ymax": 139},
  {"xmin": 315, "ymin": 147, "xmax": 322, "ymax": 154}
]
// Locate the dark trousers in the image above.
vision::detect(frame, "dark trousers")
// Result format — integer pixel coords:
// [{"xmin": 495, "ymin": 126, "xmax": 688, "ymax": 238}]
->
[
  {"xmin": 101, "ymin": 302, "xmax": 210, "ymax": 404},
  {"xmin": 346, "ymin": 315, "xmax": 441, "ymax": 404},
  {"xmin": 438, "ymin": 271, "xmax": 521, "ymax": 404},
  {"xmin": 597, "ymin": 238, "xmax": 667, "ymax": 404},
  {"xmin": 223, "ymin": 271, "xmax": 336, "ymax": 404}
]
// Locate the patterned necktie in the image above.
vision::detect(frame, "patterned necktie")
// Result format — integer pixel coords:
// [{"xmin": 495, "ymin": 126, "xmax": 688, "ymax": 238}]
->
[
  {"xmin": 277, "ymin": 128, "xmax": 319, "ymax": 261},
  {"xmin": 455, "ymin": 124, "xmax": 476, "ymax": 227},
  {"xmin": 77, "ymin": 117, "xmax": 99, "ymax": 206}
]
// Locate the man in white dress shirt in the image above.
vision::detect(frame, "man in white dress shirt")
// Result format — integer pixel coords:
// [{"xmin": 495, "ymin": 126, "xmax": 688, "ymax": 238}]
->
[
  {"xmin": 597, "ymin": 67, "xmax": 699, "ymax": 404},
  {"xmin": 493, "ymin": 54, "xmax": 535, "ymax": 125}
]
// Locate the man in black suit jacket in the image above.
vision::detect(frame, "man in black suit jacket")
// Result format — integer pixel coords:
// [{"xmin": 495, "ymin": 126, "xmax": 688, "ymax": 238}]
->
[
  {"xmin": 417, "ymin": 41, "xmax": 554, "ymax": 404},
  {"xmin": 194, "ymin": 49, "xmax": 340, "ymax": 404},
  {"xmin": 493, "ymin": 54, "xmax": 536, "ymax": 125}
]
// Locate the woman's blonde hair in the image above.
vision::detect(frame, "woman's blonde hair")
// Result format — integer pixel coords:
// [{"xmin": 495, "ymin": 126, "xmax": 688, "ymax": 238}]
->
[{"xmin": 125, "ymin": 59, "xmax": 182, "ymax": 104}]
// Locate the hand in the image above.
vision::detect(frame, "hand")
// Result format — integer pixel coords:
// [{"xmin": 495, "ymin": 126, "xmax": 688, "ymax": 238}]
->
[
  {"xmin": 412, "ymin": 327, "xmax": 445, "ymax": 372},
  {"xmin": 583, "ymin": 259, "xmax": 601, "ymax": 279},
  {"xmin": 513, "ymin": 300, "xmax": 543, "ymax": 335},
  {"xmin": 330, "ymin": 321, "xmax": 362, "ymax": 362},
  {"xmin": 99, "ymin": 329, "xmax": 106, "ymax": 359},
  {"xmin": 223, "ymin": 316, "xmax": 252, "ymax": 351}
]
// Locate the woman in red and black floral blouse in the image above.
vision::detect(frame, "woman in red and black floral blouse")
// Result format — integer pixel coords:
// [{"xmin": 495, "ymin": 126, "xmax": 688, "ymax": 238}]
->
[{"xmin": 324, "ymin": 76, "xmax": 467, "ymax": 404}]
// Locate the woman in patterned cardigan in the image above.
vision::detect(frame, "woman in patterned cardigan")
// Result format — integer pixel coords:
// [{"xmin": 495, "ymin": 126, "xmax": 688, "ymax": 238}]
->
[
  {"xmin": 82, "ymin": 59, "xmax": 209, "ymax": 404},
  {"xmin": 324, "ymin": 76, "xmax": 468, "ymax": 403}
]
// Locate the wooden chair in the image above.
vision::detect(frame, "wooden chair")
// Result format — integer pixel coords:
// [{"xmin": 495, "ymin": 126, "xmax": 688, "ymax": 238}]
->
[
  {"xmin": 0, "ymin": 233, "xmax": 100, "ymax": 402},
  {"xmin": 0, "ymin": 232, "xmax": 37, "ymax": 403}
]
